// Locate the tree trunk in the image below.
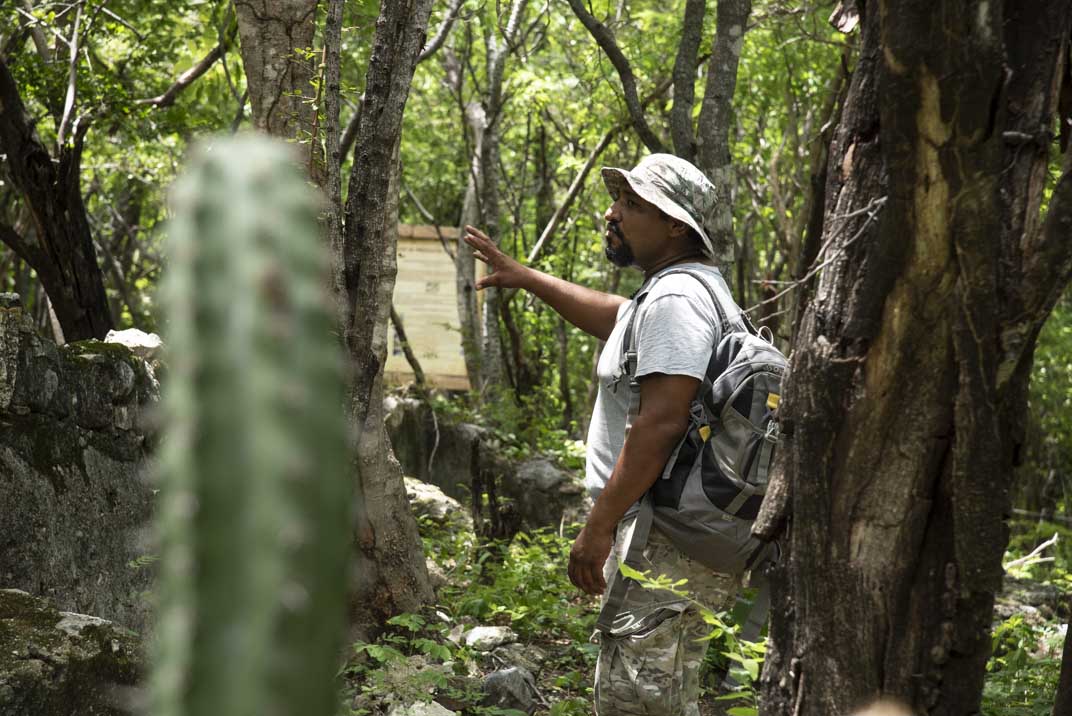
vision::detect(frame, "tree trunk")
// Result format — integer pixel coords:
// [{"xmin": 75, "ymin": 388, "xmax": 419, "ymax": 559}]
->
[
  {"xmin": 478, "ymin": 67, "xmax": 505, "ymax": 396},
  {"xmin": 338, "ymin": 0, "xmax": 436, "ymax": 641},
  {"xmin": 697, "ymin": 0, "xmax": 751, "ymax": 265},
  {"xmin": 456, "ymin": 101, "xmax": 485, "ymax": 391},
  {"xmin": 234, "ymin": 0, "xmax": 323, "ymax": 181},
  {"xmin": 760, "ymin": 3, "xmax": 1072, "ymax": 715},
  {"xmin": 452, "ymin": 2, "xmax": 527, "ymax": 399},
  {"xmin": 0, "ymin": 57, "xmax": 112, "ymax": 342}
]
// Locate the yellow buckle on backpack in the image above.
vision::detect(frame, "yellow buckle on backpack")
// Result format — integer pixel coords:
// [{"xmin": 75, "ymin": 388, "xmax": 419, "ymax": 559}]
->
[{"xmin": 766, "ymin": 393, "xmax": 780, "ymax": 410}]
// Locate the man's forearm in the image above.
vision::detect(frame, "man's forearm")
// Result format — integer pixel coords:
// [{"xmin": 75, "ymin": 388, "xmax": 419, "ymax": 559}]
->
[{"xmin": 520, "ymin": 267, "xmax": 626, "ymax": 341}]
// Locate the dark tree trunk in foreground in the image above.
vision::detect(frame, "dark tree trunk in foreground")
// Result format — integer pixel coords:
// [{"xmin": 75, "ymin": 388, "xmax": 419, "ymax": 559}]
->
[
  {"xmin": 759, "ymin": 2, "xmax": 1072, "ymax": 715},
  {"xmin": 337, "ymin": 0, "xmax": 436, "ymax": 641},
  {"xmin": 0, "ymin": 57, "xmax": 112, "ymax": 342}
]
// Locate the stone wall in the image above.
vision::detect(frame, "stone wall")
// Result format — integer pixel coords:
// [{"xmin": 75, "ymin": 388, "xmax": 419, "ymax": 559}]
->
[{"xmin": 0, "ymin": 295, "xmax": 158, "ymax": 634}]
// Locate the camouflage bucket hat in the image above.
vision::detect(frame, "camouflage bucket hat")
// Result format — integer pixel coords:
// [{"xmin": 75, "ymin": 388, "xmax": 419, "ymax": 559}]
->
[{"xmin": 601, "ymin": 153, "xmax": 717, "ymax": 258}]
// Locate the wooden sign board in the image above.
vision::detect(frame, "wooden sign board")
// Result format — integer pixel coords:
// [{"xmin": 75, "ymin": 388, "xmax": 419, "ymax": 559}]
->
[{"xmin": 385, "ymin": 224, "xmax": 474, "ymax": 391}]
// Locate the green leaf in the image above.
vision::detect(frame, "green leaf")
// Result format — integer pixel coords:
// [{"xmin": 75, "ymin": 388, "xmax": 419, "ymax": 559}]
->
[
  {"xmin": 618, "ymin": 563, "xmax": 648, "ymax": 581},
  {"xmin": 727, "ymin": 708, "xmax": 758, "ymax": 716},
  {"xmin": 744, "ymin": 658, "xmax": 760, "ymax": 681}
]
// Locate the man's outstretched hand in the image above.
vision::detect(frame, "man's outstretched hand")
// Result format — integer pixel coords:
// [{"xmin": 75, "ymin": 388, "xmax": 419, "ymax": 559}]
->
[
  {"xmin": 568, "ymin": 523, "xmax": 614, "ymax": 595},
  {"xmin": 463, "ymin": 225, "xmax": 531, "ymax": 291}
]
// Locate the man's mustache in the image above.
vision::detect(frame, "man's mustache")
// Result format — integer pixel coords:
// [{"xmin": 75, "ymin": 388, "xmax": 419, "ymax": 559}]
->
[{"xmin": 607, "ymin": 222, "xmax": 624, "ymax": 239}]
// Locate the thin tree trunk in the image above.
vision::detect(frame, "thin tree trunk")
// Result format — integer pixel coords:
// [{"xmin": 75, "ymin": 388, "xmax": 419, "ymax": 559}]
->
[
  {"xmin": 696, "ymin": 0, "xmax": 752, "ymax": 265},
  {"xmin": 670, "ymin": 0, "xmax": 706, "ymax": 160},
  {"xmin": 338, "ymin": 0, "xmax": 436, "ymax": 642},
  {"xmin": 457, "ymin": 102, "xmax": 485, "ymax": 391},
  {"xmin": 759, "ymin": 3, "xmax": 1072, "ymax": 715},
  {"xmin": 390, "ymin": 305, "xmax": 427, "ymax": 387},
  {"xmin": 476, "ymin": 0, "xmax": 528, "ymax": 399}
]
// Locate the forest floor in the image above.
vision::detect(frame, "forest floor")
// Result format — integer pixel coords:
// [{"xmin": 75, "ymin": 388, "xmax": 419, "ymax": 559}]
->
[{"xmin": 340, "ymin": 505, "xmax": 1068, "ymax": 716}]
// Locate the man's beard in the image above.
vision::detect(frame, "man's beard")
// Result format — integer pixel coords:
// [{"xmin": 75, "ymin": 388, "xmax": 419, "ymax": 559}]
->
[{"xmin": 604, "ymin": 222, "xmax": 634, "ymax": 267}]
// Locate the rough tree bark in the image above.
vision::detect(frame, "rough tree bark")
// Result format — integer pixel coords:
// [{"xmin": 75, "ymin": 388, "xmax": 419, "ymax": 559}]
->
[
  {"xmin": 0, "ymin": 56, "xmax": 112, "ymax": 341},
  {"xmin": 338, "ymin": 0, "xmax": 436, "ymax": 641},
  {"xmin": 234, "ymin": 0, "xmax": 323, "ymax": 180},
  {"xmin": 758, "ymin": 2, "xmax": 1072, "ymax": 715},
  {"xmin": 696, "ymin": 0, "xmax": 751, "ymax": 264}
]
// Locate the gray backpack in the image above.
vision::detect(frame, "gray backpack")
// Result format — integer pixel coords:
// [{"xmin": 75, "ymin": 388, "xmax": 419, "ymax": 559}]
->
[{"xmin": 598, "ymin": 268, "xmax": 784, "ymax": 644}]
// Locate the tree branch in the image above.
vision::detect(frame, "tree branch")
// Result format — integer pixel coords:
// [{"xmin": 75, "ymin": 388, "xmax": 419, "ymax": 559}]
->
[
  {"xmin": 526, "ymin": 126, "xmax": 617, "ymax": 264},
  {"xmin": 564, "ymin": 0, "xmax": 666, "ymax": 154},
  {"xmin": 402, "ymin": 182, "xmax": 456, "ymax": 262},
  {"xmin": 390, "ymin": 305, "xmax": 427, "ymax": 387},
  {"xmin": 0, "ymin": 220, "xmax": 48, "ymax": 271},
  {"xmin": 1022, "ymin": 154, "xmax": 1072, "ymax": 321},
  {"xmin": 418, "ymin": 0, "xmax": 465, "ymax": 63},
  {"xmin": 17, "ymin": 0, "xmax": 52, "ymax": 63},
  {"xmin": 56, "ymin": 0, "xmax": 83, "ymax": 148},
  {"xmin": 136, "ymin": 21, "xmax": 237, "ymax": 108},
  {"xmin": 339, "ymin": 99, "xmax": 363, "ymax": 163}
]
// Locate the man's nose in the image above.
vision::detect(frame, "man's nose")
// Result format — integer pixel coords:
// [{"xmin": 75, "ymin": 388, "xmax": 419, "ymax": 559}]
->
[{"xmin": 604, "ymin": 202, "xmax": 618, "ymax": 221}]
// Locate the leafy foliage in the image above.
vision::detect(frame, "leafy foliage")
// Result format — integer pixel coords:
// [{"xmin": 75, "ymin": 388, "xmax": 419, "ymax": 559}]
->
[{"xmin": 982, "ymin": 614, "xmax": 1063, "ymax": 716}]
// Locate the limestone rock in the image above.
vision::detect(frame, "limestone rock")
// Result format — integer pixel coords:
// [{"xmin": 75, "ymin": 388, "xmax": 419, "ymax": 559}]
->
[
  {"xmin": 0, "ymin": 589, "xmax": 142, "ymax": 716},
  {"xmin": 405, "ymin": 477, "xmax": 473, "ymax": 531},
  {"xmin": 464, "ymin": 626, "xmax": 517, "ymax": 652},
  {"xmin": 104, "ymin": 329, "xmax": 163, "ymax": 361},
  {"xmin": 387, "ymin": 701, "xmax": 458, "ymax": 716},
  {"xmin": 510, "ymin": 458, "xmax": 590, "ymax": 528},
  {"xmin": 481, "ymin": 666, "xmax": 539, "ymax": 715}
]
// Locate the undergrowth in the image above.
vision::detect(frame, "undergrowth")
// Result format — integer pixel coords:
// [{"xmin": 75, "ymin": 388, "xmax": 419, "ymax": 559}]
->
[
  {"xmin": 341, "ymin": 513, "xmax": 763, "ymax": 715},
  {"xmin": 981, "ymin": 519, "xmax": 1069, "ymax": 716}
]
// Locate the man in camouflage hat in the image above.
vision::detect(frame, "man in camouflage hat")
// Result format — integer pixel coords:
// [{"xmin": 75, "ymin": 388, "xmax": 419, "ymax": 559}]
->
[{"xmin": 464, "ymin": 153, "xmax": 743, "ymax": 715}]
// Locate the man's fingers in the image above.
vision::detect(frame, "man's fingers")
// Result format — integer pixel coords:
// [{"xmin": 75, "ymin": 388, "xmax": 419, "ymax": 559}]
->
[
  {"xmin": 585, "ymin": 564, "xmax": 605, "ymax": 595},
  {"xmin": 464, "ymin": 224, "xmax": 488, "ymax": 240}
]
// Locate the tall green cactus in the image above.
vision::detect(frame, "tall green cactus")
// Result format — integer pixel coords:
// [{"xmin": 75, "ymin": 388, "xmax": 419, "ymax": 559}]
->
[{"xmin": 152, "ymin": 135, "xmax": 350, "ymax": 716}]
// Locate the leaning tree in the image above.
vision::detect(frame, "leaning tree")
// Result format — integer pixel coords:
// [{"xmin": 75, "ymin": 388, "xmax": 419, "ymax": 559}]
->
[{"xmin": 757, "ymin": 2, "xmax": 1072, "ymax": 714}]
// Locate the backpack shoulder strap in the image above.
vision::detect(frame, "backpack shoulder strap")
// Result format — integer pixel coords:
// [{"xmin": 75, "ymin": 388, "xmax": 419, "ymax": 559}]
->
[
  {"xmin": 595, "ymin": 496, "xmax": 655, "ymax": 633},
  {"xmin": 620, "ymin": 268, "xmax": 732, "ymax": 373}
]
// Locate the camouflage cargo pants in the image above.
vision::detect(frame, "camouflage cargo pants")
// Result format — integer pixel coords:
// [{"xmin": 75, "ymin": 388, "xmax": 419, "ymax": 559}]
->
[{"xmin": 594, "ymin": 517, "xmax": 739, "ymax": 716}]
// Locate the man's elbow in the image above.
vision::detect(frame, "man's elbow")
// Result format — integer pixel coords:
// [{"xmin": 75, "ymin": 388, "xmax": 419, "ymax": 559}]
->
[{"xmin": 629, "ymin": 412, "xmax": 690, "ymax": 446}]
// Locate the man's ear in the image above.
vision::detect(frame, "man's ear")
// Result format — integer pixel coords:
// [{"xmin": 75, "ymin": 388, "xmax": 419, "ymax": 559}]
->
[{"xmin": 669, "ymin": 219, "xmax": 689, "ymax": 239}]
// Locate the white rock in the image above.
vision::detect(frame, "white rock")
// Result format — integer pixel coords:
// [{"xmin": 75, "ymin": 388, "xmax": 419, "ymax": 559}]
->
[
  {"xmin": 55, "ymin": 612, "xmax": 110, "ymax": 637},
  {"xmin": 386, "ymin": 701, "xmax": 457, "ymax": 716},
  {"xmin": 464, "ymin": 626, "xmax": 517, "ymax": 651},
  {"xmin": 105, "ymin": 328, "xmax": 163, "ymax": 360},
  {"xmin": 405, "ymin": 477, "xmax": 473, "ymax": 530}
]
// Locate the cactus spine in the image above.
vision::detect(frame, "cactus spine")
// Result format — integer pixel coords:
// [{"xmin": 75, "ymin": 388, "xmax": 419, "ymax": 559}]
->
[{"xmin": 153, "ymin": 135, "xmax": 350, "ymax": 716}]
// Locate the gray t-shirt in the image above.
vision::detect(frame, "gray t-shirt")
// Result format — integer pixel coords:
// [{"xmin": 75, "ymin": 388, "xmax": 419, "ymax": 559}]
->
[{"xmin": 584, "ymin": 263, "xmax": 739, "ymax": 498}]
